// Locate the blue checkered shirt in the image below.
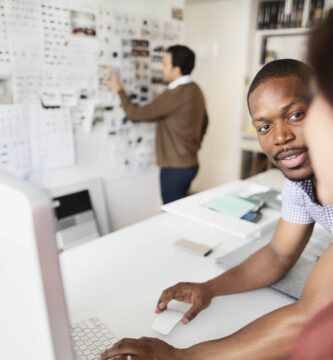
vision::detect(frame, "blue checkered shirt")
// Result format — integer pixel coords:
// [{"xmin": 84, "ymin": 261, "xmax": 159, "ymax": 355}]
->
[{"xmin": 281, "ymin": 178, "xmax": 333, "ymax": 234}]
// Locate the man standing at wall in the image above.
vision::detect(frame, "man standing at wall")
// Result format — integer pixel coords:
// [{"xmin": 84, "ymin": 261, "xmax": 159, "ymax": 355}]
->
[{"xmin": 109, "ymin": 45, "xmax": 208, "ymax": 204}]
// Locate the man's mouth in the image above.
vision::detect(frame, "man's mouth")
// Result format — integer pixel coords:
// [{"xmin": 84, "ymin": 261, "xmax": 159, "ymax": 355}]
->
[{"xmin": 275, "ymin": 148, "xmax": 308, "ymax": 169}]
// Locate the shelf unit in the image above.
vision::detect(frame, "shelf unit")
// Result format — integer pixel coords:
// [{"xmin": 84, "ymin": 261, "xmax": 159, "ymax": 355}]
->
[{"xmin": 240, "ymin": 0, "xmax": 333, "ymax": 179}]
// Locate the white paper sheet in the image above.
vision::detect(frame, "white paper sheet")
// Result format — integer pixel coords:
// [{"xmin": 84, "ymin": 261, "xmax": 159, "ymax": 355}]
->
[
  {"xmin": 41, "ymin": 1, "xmax": 71, "ymax": 67},
  {"xmin": 6, "ymin": 0, "xmax": 44, "ymax": 69},
  {"xmin": 0, "ymin": 0, "xmax": 11, "ymax": 66},
  {"xmin": 12, "ymin": 69, "xmax": 42, "ymax": 104},
  {"xmin": 0, "ymin": 105, "xmax": 31, "ymax": 179},
  {"xmin": 29, "ymin": 106, "xmax": 75, "ymax": 169},
  {"xmin": 71, "ymin": 100, "xmax": 96, "ymax": 133}
]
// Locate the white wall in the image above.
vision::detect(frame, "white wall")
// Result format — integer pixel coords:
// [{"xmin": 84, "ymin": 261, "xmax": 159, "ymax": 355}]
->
[
  {"xmin": 185, "ymin": 0, "xmax": 250, "ymax": 191},
  {"xmin": 74, "ymin": 123, "xmax": 162, "ymax": 230},
  {"xmin": 39, "ymin": 0, "xmax": 184, "ymax": 231}
]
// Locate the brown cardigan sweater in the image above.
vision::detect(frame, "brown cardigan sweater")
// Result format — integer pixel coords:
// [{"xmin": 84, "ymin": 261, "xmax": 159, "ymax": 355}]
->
[{"xmin": 118, "ymin": 82, "xmax": 208, "ymax": 168}]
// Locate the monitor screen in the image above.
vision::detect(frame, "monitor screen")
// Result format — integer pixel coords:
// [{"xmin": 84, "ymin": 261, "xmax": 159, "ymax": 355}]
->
[{"xmin": 0, "ymin": 170, "xmax": 74, "ymax": 360}]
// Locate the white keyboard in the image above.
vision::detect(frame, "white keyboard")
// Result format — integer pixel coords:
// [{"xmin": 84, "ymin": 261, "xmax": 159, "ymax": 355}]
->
[{"xmin": 71, "ymin": 317, "xmax": 117, "ymax": 360}]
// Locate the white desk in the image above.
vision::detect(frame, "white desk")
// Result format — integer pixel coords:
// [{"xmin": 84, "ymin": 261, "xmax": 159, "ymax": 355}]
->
[
  {"xmin": 60, "ymin": 212, "xmax": 292, "ymax": 349},
  {"xmin": 249, "ymin": 168, "xmax": 284, "ymax": 191}
]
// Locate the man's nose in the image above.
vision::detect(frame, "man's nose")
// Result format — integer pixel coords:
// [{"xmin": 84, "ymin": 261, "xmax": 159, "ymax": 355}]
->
[{"xmin": 273, "ymin": 121, "xmax": 295, "ymax": 146}]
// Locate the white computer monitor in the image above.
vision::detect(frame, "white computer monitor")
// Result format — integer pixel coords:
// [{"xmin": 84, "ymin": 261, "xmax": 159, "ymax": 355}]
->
[{"xmin": 0, "ymin": 170, "xmax": 74, "ymax": 359}]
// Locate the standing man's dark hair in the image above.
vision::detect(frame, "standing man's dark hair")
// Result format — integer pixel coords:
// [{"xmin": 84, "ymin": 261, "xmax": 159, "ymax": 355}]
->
[{"xmin": 167, "ymin": 45, "xmax": 195, "ymax": 75}]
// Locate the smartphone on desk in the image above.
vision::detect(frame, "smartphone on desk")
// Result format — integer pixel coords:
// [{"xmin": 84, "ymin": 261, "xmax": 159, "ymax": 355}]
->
[{"xmin": 241, "ymin": 210, "xmax": 262, "ymax": 223}]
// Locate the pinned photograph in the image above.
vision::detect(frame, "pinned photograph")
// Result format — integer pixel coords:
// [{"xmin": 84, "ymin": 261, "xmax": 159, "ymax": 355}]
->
[
  {"xmin": 0, "ymin": 73, "xmax": 13, "ymax": 104},
  {"xmin": 71, "ymin": 10, "xmax": 96, "ymax": 37},
  {"xmin": 172, "ymin": 7, "xmax": 183, "ymax": 21},
  {"xmin": 98, "ymin": 65, "xmax": 113, "ymax": 91}
]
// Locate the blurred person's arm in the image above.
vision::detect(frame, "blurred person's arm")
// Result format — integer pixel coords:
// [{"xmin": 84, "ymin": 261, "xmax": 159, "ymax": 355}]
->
[{"xmin": 290, "ymin": 300, "xmax": 333, "ymax": 360}]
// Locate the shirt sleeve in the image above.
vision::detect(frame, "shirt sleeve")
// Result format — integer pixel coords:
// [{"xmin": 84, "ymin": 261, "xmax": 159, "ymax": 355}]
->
[
  {"xmin": 281, "ymin": 179, "xmax": 314, "ymax": 224},
  {"xmin": 118, "ymin": 88, "xmax": 184, "ymax": 122}
]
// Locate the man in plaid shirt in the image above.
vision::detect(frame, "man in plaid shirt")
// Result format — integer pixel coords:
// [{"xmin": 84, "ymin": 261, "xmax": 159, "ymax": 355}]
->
[{"xmin": 102, "ymin": 60, "xmax": 333, "ymax": 360}]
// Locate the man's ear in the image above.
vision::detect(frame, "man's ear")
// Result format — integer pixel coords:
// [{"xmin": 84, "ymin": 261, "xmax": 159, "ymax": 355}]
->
[{"xmin": 174, "ymin": 66, "xmax": 182, "ymax": 77}]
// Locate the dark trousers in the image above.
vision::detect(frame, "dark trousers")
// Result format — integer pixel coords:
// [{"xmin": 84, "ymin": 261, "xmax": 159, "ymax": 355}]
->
[{"xmin": 160, "ymin": 165, "xmax": 199, "ymax": 204}]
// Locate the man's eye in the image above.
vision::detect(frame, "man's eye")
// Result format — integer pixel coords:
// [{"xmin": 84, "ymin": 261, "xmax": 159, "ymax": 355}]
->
[
  {"xmin": 257, "ymin": 124, "xmax": 270, "ymax": 133},
  {"xmin": 289, "ymin": 112, "xmax": 305, "ymax": 121}
]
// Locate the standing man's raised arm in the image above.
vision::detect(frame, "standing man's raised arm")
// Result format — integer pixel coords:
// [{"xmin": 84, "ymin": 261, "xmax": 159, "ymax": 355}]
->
[{"xmin": 109, "ymin": 73, "xmax": 184, "ymax": 122}]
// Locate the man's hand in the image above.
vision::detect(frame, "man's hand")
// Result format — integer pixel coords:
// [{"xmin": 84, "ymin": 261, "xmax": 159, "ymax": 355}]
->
[
  {"xmin": 108, "ymin": 73, "xmax": 123, "ymax": 93},
  {"xmin": 156, "ymin": 282, "xmax": 213, "ymax": 324},
  {"xmin": 101, "ymin": 337, "xmax": 183, "ymax": 360}
]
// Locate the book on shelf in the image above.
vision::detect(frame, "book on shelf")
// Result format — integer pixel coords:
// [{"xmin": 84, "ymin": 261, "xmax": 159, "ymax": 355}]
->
[
  {"xmin": 257, "ymin": 0, "xmax": 306, "ymax": 30},
  {"xmin": 308, "ymin": 0, "xmax": 325, "ymax": 26}
]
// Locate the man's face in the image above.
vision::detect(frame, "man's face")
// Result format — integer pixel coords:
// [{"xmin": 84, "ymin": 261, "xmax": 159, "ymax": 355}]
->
[
  {"xmin": 162, "ymin": 52, "xmax": 173, "ymax": 82},
  {"xmin": 162, "ymin": 52, "xmax": 179, "ymax": 83},
  {"xmin": 249, "ymin": 76, "xmax": 313, "ymax": 181}
]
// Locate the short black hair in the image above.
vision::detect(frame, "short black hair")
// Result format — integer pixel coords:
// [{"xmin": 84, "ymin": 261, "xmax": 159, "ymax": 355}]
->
[
  {"xmin": 308, "ymin": 9, "xmax": 333, "ymax": 105},
  {"xmin": 167, "ymin": 45, "xmax": 195, "ymax": 75},
  {"xmin": 247, "ymin": 59, "xmax": 313, "ymax": 105}
]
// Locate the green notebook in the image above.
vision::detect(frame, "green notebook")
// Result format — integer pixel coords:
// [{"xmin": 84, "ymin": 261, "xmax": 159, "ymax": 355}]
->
[{"xmin": 204, "ymin": 194, "xmax": 258, "ymax": 218}]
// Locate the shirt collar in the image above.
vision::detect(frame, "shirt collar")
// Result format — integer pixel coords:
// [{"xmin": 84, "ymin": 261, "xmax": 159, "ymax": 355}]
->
[
  {"xmin": 293, "ymin": 178, "xmax": 316, "ymax": 202},
  {"xmin": 168, "ymin": 75, "xmax": 192, "ymax": 90}
]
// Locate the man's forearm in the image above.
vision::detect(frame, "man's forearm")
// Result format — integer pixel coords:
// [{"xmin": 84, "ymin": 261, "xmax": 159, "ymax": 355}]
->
[
  {"xmin": 180, "ymin": 301, "xmax": 311, "ymax": 360},
  {"xmin": 207, "ymin": 244, "xmax": 293, "ymax": 297},
  {"xmin": 117, "ymin": 88, "xmax": 177, "ymax": 122},
  {"xmin": 117, "ymin": 89, "xmax": 148, "ymax": 122}
]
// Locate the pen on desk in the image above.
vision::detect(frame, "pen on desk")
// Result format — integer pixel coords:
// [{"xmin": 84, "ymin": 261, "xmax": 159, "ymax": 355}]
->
[
  {"xmin": 204, "ymin": 248, "xmax": 213, "ymax": 256},
  {"xmin": 204, "ymin": 241, "xmax": 221, "ymax": 257}
]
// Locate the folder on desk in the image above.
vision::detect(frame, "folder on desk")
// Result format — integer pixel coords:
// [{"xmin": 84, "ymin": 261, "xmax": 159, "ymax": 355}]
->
[{"xmin": 204, "ymin": 194, "xmax": 258, "ymax": 218}]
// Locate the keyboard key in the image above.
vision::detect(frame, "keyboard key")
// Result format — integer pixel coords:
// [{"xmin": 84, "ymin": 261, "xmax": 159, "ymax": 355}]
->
[{"xmin": 71, "ymin": 317, "xmax": 117, "ymax": 360}]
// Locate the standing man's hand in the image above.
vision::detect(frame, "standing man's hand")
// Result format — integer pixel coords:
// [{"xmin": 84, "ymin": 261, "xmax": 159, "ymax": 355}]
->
[
  {"xmin": 101, "ymin": 337, "xmax": 183, "ymax": 360},
  {"xmin": 109, "ymin": 73, "xmax": 123, "ymax": 93},
  {"xmin": 156, "ymin": 282, "xmax": 214, "ymax": 324}
]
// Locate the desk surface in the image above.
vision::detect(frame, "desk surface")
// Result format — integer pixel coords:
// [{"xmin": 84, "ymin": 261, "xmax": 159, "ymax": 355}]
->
[{"xmin": 60, "ymin": 212, "xmax": 292, "ymax": 349}]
